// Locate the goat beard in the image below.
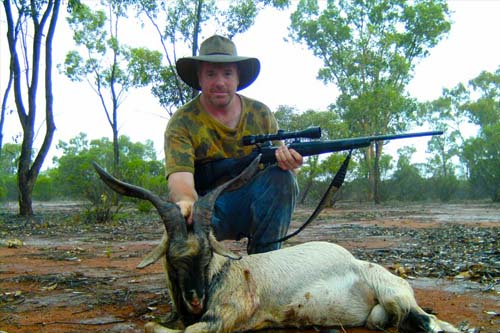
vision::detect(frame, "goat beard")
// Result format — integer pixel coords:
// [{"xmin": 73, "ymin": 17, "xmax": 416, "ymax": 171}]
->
[
  {"xmin": 166, "ymin": 272, "xmax": 206, "ymax": 326},
  {"xmin": 183, "ymin": 291, "xmax": 205, "ymax": 315}
]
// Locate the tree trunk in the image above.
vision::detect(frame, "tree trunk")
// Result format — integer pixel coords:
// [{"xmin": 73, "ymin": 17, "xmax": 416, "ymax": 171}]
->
[
  {"xmin": 18, "ymin": 168, "xmax": 35, "ymax": 216},
  {"xmin": 373, "ymin": 141, "xmax": 382, "ymax": 204},
  {"xmin": 190, "ymin": 0, "xmax": 203, "ymax": 100},
  {"xmin": 113, "ymin": 125, "xmax": 120, "ymax": 176},
  {"xmin": 299, "ymin": 180, "xmax": 312, "ymax": 205},
  {"xmin": 365, "ymin": 146, "xmax": 374, "ymax": 202},
  {"xmin": 4, "ymin": 0, "xmax": 61, "ymax": 216}
]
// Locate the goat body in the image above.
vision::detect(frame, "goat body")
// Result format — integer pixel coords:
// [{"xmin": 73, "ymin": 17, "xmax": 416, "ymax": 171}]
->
[
  {"xmin": 145, "ymin": 241, "xmax": 459, "ymax": 333},
  {"xmin": 92, "ymin": 160, "xmax": 459, "ymax": 333}
]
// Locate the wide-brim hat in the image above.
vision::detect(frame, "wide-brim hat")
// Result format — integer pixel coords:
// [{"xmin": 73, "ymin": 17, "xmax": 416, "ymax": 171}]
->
[{"xmin": 176, "ymin": 35, "xmax": 260, "ymax": 91}]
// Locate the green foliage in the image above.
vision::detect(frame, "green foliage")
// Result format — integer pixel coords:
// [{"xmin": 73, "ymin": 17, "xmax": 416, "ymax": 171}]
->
[
  {"xmin": 274, "ymin": 106, "xmax": 349, "ymax": 204},
  {"xmin": 430, "ymin": 173, "xmax": 459, "ymax": 202},
  {"xmin": 136, "ymin": 200, "xmax": 153, "ymax": 213},
  {"xmin": 32, "ymin": 173, "xmax": 55, "ymax": 201},
  {"xmin": 63, "ymin": 3, "xmax": 161, "ymax": 89},
  {"xmin": 461, "ymin": 68, "xmax": 500, "ymax": 202},
  {"xmin": 0, "ymin": 176, "xmax": 6, "ymax": 201},
  {"xmin": 0, "ymin": 174, "xmax": 17, "ymax": 202},
  {"xmin": 463, "ymin": 130, "xmax": 500, "ymax": 202},
  {"xmin": 290, "ymin": 0, "xmax": 450, "ymax": 99},
  {"xmin": 83, "ymin": 192, "xmax": 120, "ymax": 224},
  {"xmin": 0, "ymin": 144, "xmax": 21, "ymax": 201},
  {"xmin": 127, "ymin": 47, "xmax": 163, "ymax": 86},
  {"xmin": 0, "ymin": 143, "xmax": 21, "ymax": 175},
  {"xmin": 62, "ymin": 1, "xmax": 163, "ymax": 174},
  {"xmin": 387, "ymin": 147, "xmax": 425, "ymax": 201},
  {"xmin": 150, "ymin": 65, "xmax": 190, "ymax": 113},
  {"xmin": 222, "ymin": 0, "xmax": 259, "ymax": 38},
  {"xmin": 133, "ymin": 0, "xmax": 290, "ymax": 114},
  {"xmin": 66, "ymin": 4, "xmax": 107, "ymax": 53},
  {"xmin": 289, "ymin": 0, "xmax": 451, "ymax": 203},
  {"xmin": 51, "ymin": 133, "xmax": 166, "ymax": 203},
  {"xmin": 3, "ymin": 0, "xmax": 497, "ymax": 207},
  {"xmin": 421, "ymin": 84, "xmax": 470, "ymax": 180}
]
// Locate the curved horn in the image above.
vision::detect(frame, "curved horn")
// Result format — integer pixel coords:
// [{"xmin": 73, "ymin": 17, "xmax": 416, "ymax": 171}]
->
[
  {"xmin": 192, "ymin": 154, "xmax": 262, "ymax": 228},
  {"xmin": 92, "ymin": 162, "xmax": 187, "ymax": 237}
]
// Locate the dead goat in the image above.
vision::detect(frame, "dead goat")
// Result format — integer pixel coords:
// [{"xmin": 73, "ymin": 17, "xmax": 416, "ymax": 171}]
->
[{"xmin": 93, "ymin": 158, "xmax": 459, "ymax": 333}]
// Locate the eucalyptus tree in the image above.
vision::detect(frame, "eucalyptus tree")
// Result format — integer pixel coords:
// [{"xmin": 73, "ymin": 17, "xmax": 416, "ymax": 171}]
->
[
  {"xmin": 462, "ymin": 68, "xmax": 500, "ymax": 202},
  {"xmin": 419, "ymin": 85, "xmax": 471, "ymax": 201},
  {"xmin": 133, "ymin": 0, "xmax": 291, "ymax": 115},
  {"xmin": 62, "ymin": 1, "xmax": 162, "ymax": 175},
  {"xmin": 288, "ymin": 0, "xmax": 451, "ymax": 203},
  {"xmin": 2, "ymin": 0, "xmax": 63, "ymax": 216},
  {"xmin": 389, "ymin": 146, "xmax": 425, "ymax": 201},
  {"xmin": 274, "ymin": 106, "xmax": 347, "ymax": 204},
  {"xmin": 422, "ymin": 84, "xmax": 469, "ymax": 180}
]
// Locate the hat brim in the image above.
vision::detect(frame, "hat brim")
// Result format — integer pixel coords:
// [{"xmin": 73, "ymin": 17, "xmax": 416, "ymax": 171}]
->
[{"xmin": 176, "ymin": 55, "xmax": 260, "ymax": 91}]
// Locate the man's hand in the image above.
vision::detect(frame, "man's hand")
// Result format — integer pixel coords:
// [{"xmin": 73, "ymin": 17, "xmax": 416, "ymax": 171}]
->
[
  {"xmin": 176, "ymin": 199, "xmax": 195, "ymax": 225},
  {"xmin": 275, "ymin": 145, "xmax": 303, "ymax": 171},
  {"xmin": 168, "ymin": 172, "xmax": 198, "ymax": 225}
]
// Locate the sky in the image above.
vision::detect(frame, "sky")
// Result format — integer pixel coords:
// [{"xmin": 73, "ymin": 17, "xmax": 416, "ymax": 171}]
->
[{"xmin": 1, "ymin": 0, "xmax": 500, "ymax": 168}]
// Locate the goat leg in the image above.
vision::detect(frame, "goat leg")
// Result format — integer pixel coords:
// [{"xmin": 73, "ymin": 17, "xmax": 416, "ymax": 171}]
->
[{"xmin": 145, "ymin": 321, "xmax": 222, "ymax": 333}]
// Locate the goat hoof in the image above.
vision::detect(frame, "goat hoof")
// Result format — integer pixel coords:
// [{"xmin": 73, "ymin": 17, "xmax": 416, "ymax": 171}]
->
[{"xmin": 144, "ymin": 322, "xmax": 156, "ymax": 333}]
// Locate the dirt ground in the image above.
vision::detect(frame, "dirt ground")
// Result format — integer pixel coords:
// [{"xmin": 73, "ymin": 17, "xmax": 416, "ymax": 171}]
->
[{"xmin": 1, "ymin": 201, "xmax": 499, "ymax": 333}]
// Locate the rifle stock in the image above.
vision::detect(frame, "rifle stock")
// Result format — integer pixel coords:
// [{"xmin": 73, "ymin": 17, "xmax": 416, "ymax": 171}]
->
[{"xmin": 194, "ymin": 130, "xmax": 443, "ymax": 194}]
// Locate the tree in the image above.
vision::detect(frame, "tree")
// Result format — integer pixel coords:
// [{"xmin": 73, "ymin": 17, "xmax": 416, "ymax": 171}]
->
[
  {"xmin": 422, "ymin": 83, "xmax": 471, "ymax": 178},
  {"xmin": 134, "ymin": 0, "xmax": 291, "ymax": 115},
  {"xmin": 462, "ymin": 68, "xmax": 500, "ymax": 202},
  {"xmin": 62, "ymin": 1, "xmax": 162, "ymax": 176},
  {"xmin": 53, "ymin": 133, "xmax": 166, "ymax": 203},
  {"xmin": 3, "ymin": 0, "xmax": 62, "ymax": 216},
  {"xmin": 274, "ymin": 106, "xmax": 347, "ymax": 205},
  {"xmin": 388, "ymin": 146, "xmax": 425, "ymax": 201},
  {"xmin": 289, "ymin": 0, "xmax": 451, "ymax": 203}
]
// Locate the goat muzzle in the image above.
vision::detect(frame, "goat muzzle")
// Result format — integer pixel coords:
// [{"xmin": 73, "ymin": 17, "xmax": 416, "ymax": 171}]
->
[{"xmin": 189, "ymin": 296, "xmax": 204, "ymax": 314}]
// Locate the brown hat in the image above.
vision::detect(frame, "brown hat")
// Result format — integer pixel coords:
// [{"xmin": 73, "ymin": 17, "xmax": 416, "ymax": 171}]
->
[{"xmin": 176, "ymin": 35, "xmax": 260, "ymax": 91}]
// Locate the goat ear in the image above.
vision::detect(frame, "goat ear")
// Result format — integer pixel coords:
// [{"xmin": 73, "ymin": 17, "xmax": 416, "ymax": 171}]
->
[
  {"xmin": 208, "ymin": 232, "xmax": 241, "ymax": 260},
  {"xmin": 137, "ymin": 232, "xmax": 168, "ymax": 269}
]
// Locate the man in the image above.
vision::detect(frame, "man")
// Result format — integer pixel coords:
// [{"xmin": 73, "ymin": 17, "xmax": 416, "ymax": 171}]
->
[{"xmin": 165, "ymin": 35, "xmax": 303, "ymax": 254}]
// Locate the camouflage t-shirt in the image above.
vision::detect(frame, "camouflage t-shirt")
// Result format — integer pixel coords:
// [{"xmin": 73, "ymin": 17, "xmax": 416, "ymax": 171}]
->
[{"xmin": 164, "ymin": 94, "xmax": 278, "ymax": 178}]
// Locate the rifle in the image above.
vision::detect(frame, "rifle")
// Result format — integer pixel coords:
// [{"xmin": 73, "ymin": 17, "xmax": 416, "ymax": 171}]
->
[{"xmin": 194, "ymin": 127, "xmax": 443, "ymax": 194}]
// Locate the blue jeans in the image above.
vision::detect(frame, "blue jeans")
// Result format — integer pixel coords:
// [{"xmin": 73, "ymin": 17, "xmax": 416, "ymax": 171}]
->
[{"xmin": 211, "ymin": 166, "xmax": 298, "ymax": 254}]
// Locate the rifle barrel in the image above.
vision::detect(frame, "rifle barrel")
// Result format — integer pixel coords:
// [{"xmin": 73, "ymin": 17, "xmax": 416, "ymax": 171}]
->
[
  {"xmin": 284, "ymin": 130, "xmax": 443, "ymax": 160},
  {"xmin": 195, "ymin": 130, "xmax": 443, "ymax": 193},
  {"xmin": 357, "ymin": 130, "xmax": 444, "ymax": 142}
]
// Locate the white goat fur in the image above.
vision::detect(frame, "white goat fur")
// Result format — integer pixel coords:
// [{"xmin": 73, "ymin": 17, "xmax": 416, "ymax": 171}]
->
[{"xmin": 144, "ymin": 240, "xmax": 459, "ymax": 333}]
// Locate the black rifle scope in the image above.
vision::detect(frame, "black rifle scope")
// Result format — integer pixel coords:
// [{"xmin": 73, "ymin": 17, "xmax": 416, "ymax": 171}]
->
[{"xmin": 242, "ymin": 126, "xmax": 322, "ymax": 146}]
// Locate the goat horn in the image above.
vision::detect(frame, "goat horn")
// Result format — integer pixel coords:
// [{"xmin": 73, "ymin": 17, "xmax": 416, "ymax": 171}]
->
[
  {"xmin": 92, "ymin": 162, "xmax": 187, "ymax": 237},
  {"xmin": 192, "ymin": 154, "xmax": 262, "ymax": 227}
]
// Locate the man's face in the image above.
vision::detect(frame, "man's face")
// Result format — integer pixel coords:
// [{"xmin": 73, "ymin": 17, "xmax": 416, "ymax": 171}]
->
[{"xmin": 198, "ymin": 62, "xmax": 239, "ymax": 109}]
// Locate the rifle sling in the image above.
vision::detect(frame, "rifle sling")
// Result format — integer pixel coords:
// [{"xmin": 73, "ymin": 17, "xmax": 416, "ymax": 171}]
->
[{"xmin": 258, "ymin": 151, "xmax": 352, "ymax": 247}]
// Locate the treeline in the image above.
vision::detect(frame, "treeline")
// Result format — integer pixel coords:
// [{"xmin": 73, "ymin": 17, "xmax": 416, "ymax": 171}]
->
[
  {"xmin": 1, "ymin": 64, "xmax": 499, "ymax": 205},
  {"xmin": 0, "ymin": 128, "xmax": 493, "ymax": 206},
  {"xmin": 2, "ymin": 1, "xmax": 499, "ymax": 217},
  {"xmin": 0, "ymin": 135, "xmax": 166, "ymax": 206}
]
